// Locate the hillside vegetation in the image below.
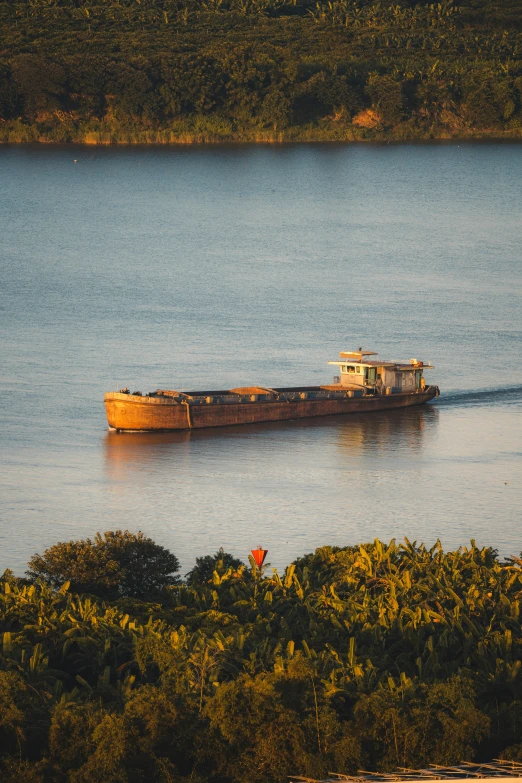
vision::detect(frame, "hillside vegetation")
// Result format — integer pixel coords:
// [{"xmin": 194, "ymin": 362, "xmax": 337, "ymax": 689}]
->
[
  {"xmin": 0, "ymin": 0, "xmax": 522, "ymax": 141},
  {"xmin": 2, "ymin": 533, "xmax": 522, "ymax": 781}
]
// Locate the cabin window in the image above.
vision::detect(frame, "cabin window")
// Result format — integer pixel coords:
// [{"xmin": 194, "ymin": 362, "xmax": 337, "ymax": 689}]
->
[
  {"xmin": 347, "ymin": 366, "xmax": 355, "ymax": 373},
  {"xmin": 356, "ymin": 366, "xmax": 361, "ymax": 373}
]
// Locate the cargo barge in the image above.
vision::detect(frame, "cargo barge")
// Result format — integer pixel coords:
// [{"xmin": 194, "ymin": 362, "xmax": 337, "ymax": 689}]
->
[{"xmin": 104, "ymin": 349, "xmax": 439, "ymax": 432}]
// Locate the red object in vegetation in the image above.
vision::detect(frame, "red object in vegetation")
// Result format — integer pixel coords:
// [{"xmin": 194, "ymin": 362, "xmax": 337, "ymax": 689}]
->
[{"xmin": 251, "ymin": 547, "xmax": 268, "ymax": 567}]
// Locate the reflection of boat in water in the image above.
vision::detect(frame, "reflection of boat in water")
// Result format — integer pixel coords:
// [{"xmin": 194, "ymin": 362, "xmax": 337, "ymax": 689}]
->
[
  {"xmin": 104, "ymin": 403, "xmax": 439, "ymax": 475},
  {"xmin": 104, "ymin": 349, "xmax": 439, "ymax": 432},
  {"xmin": 335, "ymin": 403, "xmax": 438, "ymax": 457}
]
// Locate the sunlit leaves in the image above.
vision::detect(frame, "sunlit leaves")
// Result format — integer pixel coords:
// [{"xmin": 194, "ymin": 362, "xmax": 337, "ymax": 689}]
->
[{"xmin": 3, "ymin": 537, "xmax": 522, "ymax": 776}]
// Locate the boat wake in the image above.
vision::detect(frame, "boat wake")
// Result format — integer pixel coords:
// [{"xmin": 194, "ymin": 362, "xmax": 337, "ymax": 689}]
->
[{"xmin": 435, "ymin": 385, "xmax": 522, "ymax": 408}]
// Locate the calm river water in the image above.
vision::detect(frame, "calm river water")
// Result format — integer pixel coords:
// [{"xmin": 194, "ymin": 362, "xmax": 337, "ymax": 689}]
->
[{"xmin": 1, "ymin": 142, "xmax": 521, "ymax": 575}]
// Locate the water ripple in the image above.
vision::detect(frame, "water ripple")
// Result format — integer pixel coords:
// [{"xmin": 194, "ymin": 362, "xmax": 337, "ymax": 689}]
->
[{"xmin": 435, "ymin": 385, "xmax": 522, "ymax": 408}]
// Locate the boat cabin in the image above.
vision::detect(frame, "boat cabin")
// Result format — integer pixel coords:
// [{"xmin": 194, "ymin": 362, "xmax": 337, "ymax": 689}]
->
[{"xmin": 328, "ymin": 349, "xmax": 433, "ymax": 393}]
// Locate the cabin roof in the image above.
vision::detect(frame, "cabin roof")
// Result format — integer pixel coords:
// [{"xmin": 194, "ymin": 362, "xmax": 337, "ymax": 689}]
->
[
  {"xmin": 340, "ymin": 350, "xmax": 378, "ymax": 359},
  {"xmin": 332, "ymin": 350, "xmax": 433, "ymax": 370},
  {"xmin": 328, "ymin": 360, "xmax": 434, "ymax": 370}
]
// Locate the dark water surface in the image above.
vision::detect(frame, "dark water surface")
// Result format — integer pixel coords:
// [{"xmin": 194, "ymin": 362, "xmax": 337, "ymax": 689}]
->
[{"xmin": 1, "ymin": 143, "xmax": 521, "ymax": 574}]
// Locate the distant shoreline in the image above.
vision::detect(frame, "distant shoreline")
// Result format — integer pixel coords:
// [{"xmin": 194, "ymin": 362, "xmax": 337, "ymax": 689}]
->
[{"xmin": 2, "ymin": 126, "xmax": 522, "ymax": 145}]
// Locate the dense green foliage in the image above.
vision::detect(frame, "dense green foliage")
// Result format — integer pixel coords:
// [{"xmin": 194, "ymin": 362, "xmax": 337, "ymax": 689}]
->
[
  {"xmin": 26, "ymin": 531, "xmax": 181, "ymax": 599},
  {"xmin": 0, "ymin": 0, "xmax": 521, "ymax": 141},
  {"xmin": 185, "ymin": 547, "xmax": 245, "ymax": 585},
  {"xmin": 2, "ymin": 535, "xmax": 522, "ymax": 780}
]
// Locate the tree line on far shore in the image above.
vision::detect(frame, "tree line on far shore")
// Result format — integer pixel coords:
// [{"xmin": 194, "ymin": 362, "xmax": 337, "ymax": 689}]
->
[
  {"xmin": 1, "ymin": 530, "xmax": 522, "ymax": 781},
  {"xmin": 0, "ymin": 0, "xmax": 521, "ymax": 142}
]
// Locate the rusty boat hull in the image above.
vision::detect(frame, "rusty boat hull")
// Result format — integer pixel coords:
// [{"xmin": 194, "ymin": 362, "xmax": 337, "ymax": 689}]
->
[{"xmin": 104, "ymin": 386, "xmax": 439, "ymax": 432}]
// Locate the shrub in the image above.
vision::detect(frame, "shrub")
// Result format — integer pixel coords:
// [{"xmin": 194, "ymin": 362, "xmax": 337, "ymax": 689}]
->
[
  {"xmin": 185, "ymin": 547, "xmax": 245, "ymax": 585},
  {"xmin": 366, "ymin": 74, "xmax": 404, "ymax": 127},
  {"xmin": 26, "ymin": 530, "xmax": 180, "ymax": 599}
]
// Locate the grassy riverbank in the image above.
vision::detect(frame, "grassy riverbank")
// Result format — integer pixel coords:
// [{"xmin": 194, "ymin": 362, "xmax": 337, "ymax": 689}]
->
[
  {"xmin": 1, "ymin": 0, "xmax": 522, "ymax": 144},
  {"xmin": 2, "ymin": 533, "xmax": 522, "ymax": 781},
  {"xmin": 2, "ymin": 119, "xmax": 522, "ymax": 144}
]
